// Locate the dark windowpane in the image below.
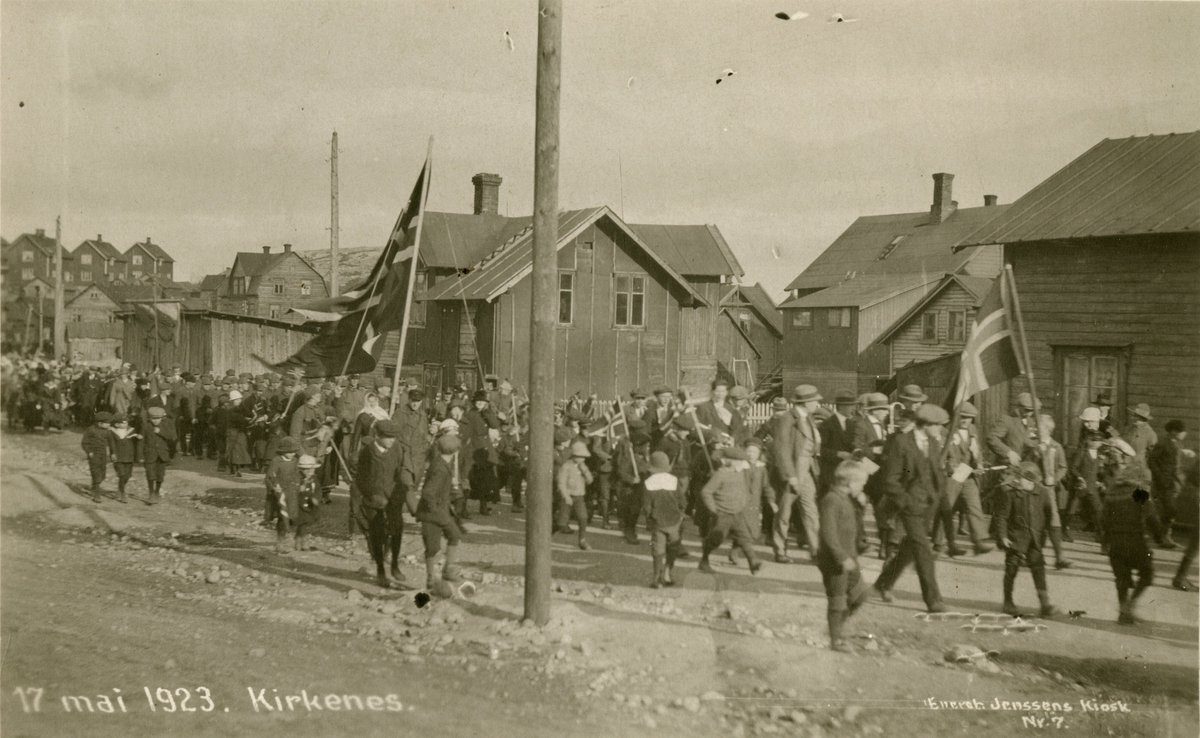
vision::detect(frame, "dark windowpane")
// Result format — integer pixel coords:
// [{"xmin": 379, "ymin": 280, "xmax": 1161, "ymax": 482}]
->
[
  {"xmin": 631, "ymin": 293, "xmax": 644, "ymax": 326},
  {"xmin": 616, "ymin": 293, "xmax": 629, "ymax": 325},
  {"xmin": 632, "ymin": 276, "xmax": 644, "ymax": 293},
  {"xmin": 615, "ymin": 275, "xmax": 628, "ymax": 293},
  {"xmin": 559, "ymin": 291, "xmax": 572, "ymax": 324}
]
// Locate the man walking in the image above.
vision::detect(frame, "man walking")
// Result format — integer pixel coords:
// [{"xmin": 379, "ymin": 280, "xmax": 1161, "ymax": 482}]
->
[{"xmin": 768, "ymin": 384, "xmax": 822, "ymax": 563}]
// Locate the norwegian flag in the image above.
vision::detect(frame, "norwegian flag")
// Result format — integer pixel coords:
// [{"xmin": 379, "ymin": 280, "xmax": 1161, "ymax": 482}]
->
[{"xmin": 953, "ymin": 270, "xmax": 1022, "ymax": 407}]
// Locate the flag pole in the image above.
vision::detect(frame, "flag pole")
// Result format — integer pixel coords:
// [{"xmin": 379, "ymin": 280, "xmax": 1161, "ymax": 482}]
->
[
  {"xmin": 525, "ymin": 0, "xmax": 562, "ymax": 626},
  {"xmin": 1004, "ymin": 264, "xmax": 1043, "ymax": 418},
  {"xmin": 390, "ymin": 138, "xmax": 434, "ymax": 415}
]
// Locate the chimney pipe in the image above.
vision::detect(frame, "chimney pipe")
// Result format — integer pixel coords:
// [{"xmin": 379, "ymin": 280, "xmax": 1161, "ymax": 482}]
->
[
  {"xmin": 36, "ymin": 228, "xmax": 45, "ymax": 237},
  {"xmin": 262, "ymin": 246, "xmax": 271, "ymax": 254},
  {"xmin": 930, "ymin": 173, "xmax": 956, "ymax": 224},
  {"xmin": 472, "ymin": 173, "xmax": 503, "ymax": 215},
  {"xmin": 984, "ymin": 194, "xmax": 998, "ymax": 207},
  {"xmin": 97, "ymin": 234, "xmax": 103, "ymax": 242},
  {"xmin": 283, "ymin": 243, "xmax": 292, "ymax": 253}
]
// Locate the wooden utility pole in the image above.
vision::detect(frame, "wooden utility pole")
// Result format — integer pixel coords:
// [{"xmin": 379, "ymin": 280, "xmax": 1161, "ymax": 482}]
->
[
  {"xmin": 524, "ymin": 0, "xmax": 562, "ymax": 626},
  {"xmin": 152, "ymin": 281, "xmax": 160, "ymax": 371},
  {"xmin": 330, "ymin": 131, "xmax": 340, "ymax": 296},
  {"xmin": 53, "ymin": 216, "xmax": 65, "ymax": 360}
]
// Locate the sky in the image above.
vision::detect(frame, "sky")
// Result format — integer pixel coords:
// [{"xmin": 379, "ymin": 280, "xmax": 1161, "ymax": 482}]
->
[{"xmin": 2, "ymin": 0, "xmax": 1198, "ymax": 300}]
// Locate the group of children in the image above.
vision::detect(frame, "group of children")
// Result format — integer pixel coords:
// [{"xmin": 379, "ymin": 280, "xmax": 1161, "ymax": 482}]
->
[{"xmin": 79, "ymin": 408, "xmax": 175, "ymax": 504}]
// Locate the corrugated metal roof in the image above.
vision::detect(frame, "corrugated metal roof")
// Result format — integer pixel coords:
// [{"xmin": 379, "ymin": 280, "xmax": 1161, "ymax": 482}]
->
[
  {"xmin": 956, "ymin": 132, "xmax": 1200, "ymax": 248},
  {"xmin": 629, "ymin": 223, "xmax": 744, "ymax": 277},
  {"xmin": 785, "ymin": 204, "xmax": 1010, "ymax": 292},
  {"xmin": 424, "ymin": 207, "xmax": 705, "ymax": 305},
  {"xmin": 779, "ymin": 273, "xmax": 943, "ymax": 309}
]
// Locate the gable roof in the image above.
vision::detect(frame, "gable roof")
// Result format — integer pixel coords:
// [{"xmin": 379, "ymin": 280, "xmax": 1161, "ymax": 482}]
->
[
  {"xmin": 955, "ymin": 132, "xmax": 1200, "ymax": 249},
  {"xmin": 232, "ymin": 251, "xmax": 288, "ymax": 278},
  {"xmin": 873, "ymin": 274, "xmax": 996, "ymax": 345},
  {"xmin": 11, "ymin": 231, "xmax": 74, "ymax": 261},
  {"xmin": 75, "ymin": 237, "xmax": 125, "ymax": 262},
  {"xmin": 423, "ymin": 206, "xmax": 706, "ymax": 305},
  {"xmin": 127, "ymin": 239, "xmax": 174, "ymax": 263},
  {"xmin": 785, "ymin": 204, "xmax": 1010, "ymax": 293},
  {"xmin": 627, "ymin": 223, "xmax": 744, "ymax": 278},
  {"xmin": 779, "ymin": 272, "xmax": 943, "ymax": 310},
  {"xmin": 66, "ymin": 282, "xmax": 122, "ymax": 308},
  {"xmin": 198, "ymin": 272, "xmax": 229, "ymax": 293},
  {"xmin": 721, "ymin": 283, "xmax": 783, "ymax": 337}
]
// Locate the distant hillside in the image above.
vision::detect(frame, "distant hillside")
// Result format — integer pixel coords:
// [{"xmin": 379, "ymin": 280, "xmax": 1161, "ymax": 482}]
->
[{"xmin": 300, "ymin": 247, "xmax": 381, "ymax": 288}]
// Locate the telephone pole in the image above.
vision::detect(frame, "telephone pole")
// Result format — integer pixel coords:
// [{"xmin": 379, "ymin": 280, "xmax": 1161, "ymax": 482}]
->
[
  {"xmin": 330, "ymin": 131, "xmax": 340, "ymax": 296},
  {"xmin": 53, "ymin": 216, "xmax": 65, "ymax": 360},
  {"xmin": 524, "ymin": 0, "xmax": 562, "ymax": 626}
]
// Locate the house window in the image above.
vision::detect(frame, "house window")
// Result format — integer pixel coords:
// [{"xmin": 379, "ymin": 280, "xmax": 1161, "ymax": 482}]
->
[
  {"xmin": 269, "ymin": 305, "xmax": 280, "ymax": 319},
  {"xmin": 614, "ymin": 273, "xmax": 645, "ymax": 327},
  {"xmin": 827, "ymin": 308, "xmax": 851, "ymax": 328},
  {"xmin": 299, "ymin": 281, "xmax": 311, "ymax": 296},
  {"xmin": 921, "ymin": 311, "xmax": 939, "ymax": 342},
  {"xmin": 948, "ymin": 310, "xmax": 967, "ymax": 343},
  {"xmin": 132, "ymin": 254, "xmax": 143, "ymax": 265},
  {"xmin": 273, "ymin": 281, "xmax": 284, "ymax": 295},
  {"xmin": 410, "ymin": 271, "xmax": 427, "ymax": 327},
  {"xmin": 738, "ymin": 311, "xmax": 752, "ymax": 331},
  {"xmin": 558, "ymin": 272, "xmax": 574, "ymax": 325},
  {"xmin": 791, "ymin": 310, "xmax": 812, "ymax": 328},
  {"xmin": 1059, "ymin": 349, "xmax": 1123, "ymax": 445},
  {"xmin": 21, "ymin": 268, "xmax": 33, "ymax": 280},
  {"xmin": 80, "ymin": 253, "xmax": 92, "ymax": 265},
  {"xmin": 77, "ymin": 272, "xmax": 87, "ymax": 282},
  {"xmin": 73, "ymin": 314, "xmax": 82, "ymax": 323},
  {"xmin": 22, "ymin": 250, "xmax": 33, "ymax": 262}
]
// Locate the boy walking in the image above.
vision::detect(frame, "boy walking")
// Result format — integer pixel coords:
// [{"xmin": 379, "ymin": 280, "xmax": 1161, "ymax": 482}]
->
[
  {"xmin": 265, "ymin": 437, "xmax": 302, "ymax": 553},
  {"xmin": 1103, "ymin": 465, "xmax": 1163, "ymax": 624},
  {"xmin": 818, "ymin": 460, "xmax": 872, "ymax": 652},
  {"xmin": 81, "ymin": 411, "xmax": 114, "ymax": 503},
  {"xmin": 110, "ymin": 415, "xmax": 139, "ymax": 503},
  {"xmin": 642, "ymin": 451, "xmax": 686, "ymax": 588},
  {"xmin": 994, "ymin": 462, "xmax": 1060, "ymax": 618},
  {"xmin": 410, "ymin": 434, "xmax": 467, "ymax": 598},
  {"xmin": 698, "ymin": 447, "xmax": 761, "ymax": 575},
  {"xmin": 139, "ymin": 406, "xmax": 175, "ymax": 504},
  {"xmin": 557, "ymin": 440, "xmax": 594, "ymax": 550}
]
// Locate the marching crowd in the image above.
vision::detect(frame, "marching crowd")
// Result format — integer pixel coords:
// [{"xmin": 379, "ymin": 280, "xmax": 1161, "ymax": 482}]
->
[{"xmin": 2, "ymin": 354, "xmax": 1198, "ymax": 651}]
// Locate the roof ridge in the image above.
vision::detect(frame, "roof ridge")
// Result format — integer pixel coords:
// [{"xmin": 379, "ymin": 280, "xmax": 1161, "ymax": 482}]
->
[{"xmin": 474, "ymin": 222, "xmax": 534, "ymax": 270}]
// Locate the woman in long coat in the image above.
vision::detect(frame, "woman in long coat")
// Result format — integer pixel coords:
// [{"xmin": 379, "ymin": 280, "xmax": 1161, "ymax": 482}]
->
[{"xmin": 225, "ymin": 392, "xmax": 254, "ymax": 476}]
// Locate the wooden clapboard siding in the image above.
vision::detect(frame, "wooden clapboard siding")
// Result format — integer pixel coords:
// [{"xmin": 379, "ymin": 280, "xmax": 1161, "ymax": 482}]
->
[
  {"xmin": 856, "ymin": 282, "xmax": 936, "ymax": 353},
  {"xmin": 961, "ymin": 244, "xmax": 1003, "ymax": 278},
  {"xmin": 1008, "ymin": 235, "xmax": 1200, "ymax": 434},
  {"xmin": 889, "ymin": 282, "xmax": 979, "ymax": 371},
  {"xmin": 781, "ymin": 307, "xmax": 858, "ymax": 374}
]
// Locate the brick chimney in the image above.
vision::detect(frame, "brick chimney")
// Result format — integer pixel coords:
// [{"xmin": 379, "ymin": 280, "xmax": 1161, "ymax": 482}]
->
[
  {"xmin": 35, "ymin": 228, "xmax": 45, "ymax": 237},
  {"xmin": 262, "ymin": 246, "xmax": 271, "ymax": 254},
  {"xmin": 283, "ymin": 243, "xmax": 292, "ymax": 253},
  {"xmin": 930, "ymin": 172, "xmax": 956, "ymax": 224},
  {"xmin": 472, "ymin": 173, "xmax": 503, "ymax": 215},
  {"xmin": 983, "ymin": 194, "xmax": 998, "ymax": 207},
  {"xmin": 97, "ymin": 234, "xmax": 103, "ymax": 242}
]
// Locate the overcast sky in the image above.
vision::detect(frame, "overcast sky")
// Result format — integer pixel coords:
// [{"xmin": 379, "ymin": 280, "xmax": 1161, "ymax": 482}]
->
[{"xmin": 3, "ymin": 0, "xmax": 1198, "ymax": 299}]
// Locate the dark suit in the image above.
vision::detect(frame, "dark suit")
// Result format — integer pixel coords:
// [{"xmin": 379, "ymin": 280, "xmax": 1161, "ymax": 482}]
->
[
  {"xmin": 874, "ymin": 430, "xmax": 945, "ymax": 611},
  {"xmin": 852, "ymin": 416, "xmax": 897, "ymax": 554},
  {"xmin": 818, "ymin": 412, "xmax": 855, "ymax": 494},
  {"xmin": 767, "ymin": 408, "xmax": 820, "ymax": 557},
  {"xmin": 138, "ymin": 419, "xmax": 175, "ymax": 495}
]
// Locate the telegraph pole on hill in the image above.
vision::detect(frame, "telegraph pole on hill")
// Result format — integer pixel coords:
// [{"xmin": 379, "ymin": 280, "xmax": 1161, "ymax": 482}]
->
[{"xmin": 330, "ymin": 131, "xmax": 340, "ymax": 296}]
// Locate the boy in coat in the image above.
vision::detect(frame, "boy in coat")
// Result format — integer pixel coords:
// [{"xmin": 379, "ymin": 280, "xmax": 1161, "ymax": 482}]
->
[
  {"xmin": 354, "ymin": 419, "xmax": 408, "ymax": 589},
  {"xmin": 110, "ymin": 415, "xmax": 139, "ymax": 503},
  {"xmin": 266, "ymin": 437, "xmax": 303, "ymax": 553},
  {"xmin": 994, "ymin": 462, "xmax": 1060, "ymax": 618},
  {"xmin": 698, "ymin": 447, "xmax": 761, "ymax": 575},
  {"xmin": 410, "ymin": 433, "xmax": 466, "ymax": 597},
  {"xmin": 557, "ymin": 440, "xmax": 594, "ymax": 550},
  {"xmin": 139, "ymin": 406, "xmax": 175, "ymax": 504},
  {"xmin": 642, "ymin": 451, "xmax": 686, "ymax": 588},
  {"xmin": 81, "ymin": 411, "xmax": 114, "ymax": 502},
  {"xmin": 1103, "ymin": 464, "xmax": 1163, "ymax": 624},
  {"xmin": 817, "ymin": 460, "xmax": 872, "ymax": 652}
]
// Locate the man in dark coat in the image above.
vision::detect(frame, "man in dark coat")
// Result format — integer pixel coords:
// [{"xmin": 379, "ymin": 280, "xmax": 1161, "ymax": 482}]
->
[
  {"xmin": 818, "ymin": 390, "xmax": 858, "ymax": 496},
  {"xmin": 139, "ymin": 406, "xmax": 175, "ymax": 504},
  {"xmin": 853, "ymin": 392, "xmax": 893, "ymax": 558},
  {"xmin": 872, "ymin": 404, "xmax": 949, "ymax": 613},
  {"xmin": 461, "ymin": 390, "xmax": 501, "ymax": 515},
  {"xmin": 987, "ymin": 392, "xmax": 1038, "ymax": 466},
  {"xmin": 353, "ymin": 419, "xmax": 408, "ymax": 588},
  {"xmin": 767, "ymin": 384, "xmax": 822, "ymax": 563}
]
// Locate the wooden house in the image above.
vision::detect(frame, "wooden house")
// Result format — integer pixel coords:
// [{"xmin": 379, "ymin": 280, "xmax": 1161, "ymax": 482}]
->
[
  {"xmin": 954, "ymin": 131, "xmax": 1200, "ymax": 445},
  {"xmin": 3, "ymin": 229, "xmax": 74, "ymax": 294},
  {"xmin": 63, "ymin": 283, "xmax": 124, "ymax": 366},
  {"xmin": 217, "ymin": 244, "xmax": 329, "ymax": 321},
  {"xmin": 780, "ymin": 173, "xmax": 1008, "ymax": 396},
  {"xmin": 717, "ymin": 283, "xmax": 784, "ymax": 389},
  {"xmin": 123, "ymin": 238, "xmax": 175, "ymax": 282},
  {"xmin": 303, "ymin": 173, "xmax": 747, "ymax": 398},
  {"xmin": 73, "ymin": 234, "xmax": 128, "ymax": 284},
  {"xmin": 875, "ymin": 273, "xmax": 994, "ymax": 373}
]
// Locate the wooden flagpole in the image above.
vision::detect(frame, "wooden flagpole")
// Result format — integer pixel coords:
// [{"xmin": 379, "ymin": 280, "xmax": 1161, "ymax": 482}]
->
[
  {"xmin": 525, "ymin": 0, "xmax": 562, "ymax": 626},
  {"xmin": 389, "ymin": 138, "xmax": 434, "ymax": 415},
  {"xmin": 1005, "ymin": 264, "xmax": 1043, "ymax": 418}
]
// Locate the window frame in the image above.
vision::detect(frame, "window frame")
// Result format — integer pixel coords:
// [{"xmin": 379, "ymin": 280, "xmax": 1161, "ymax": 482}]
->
[
  {"xmin": 272, "ymin": 281, "xmax": 284, "ymax": 295},
  {"xmin": 791, "ymin": 310, "xmax": 812, "ymax": 329},
  {"xmin": 920, "ymin": 311, "xmax": 939, "ymax": 343},
  {"xmin": 131, "ymin": 254, "xmax": 143, "ymax": 266},
  {"xmin": 21, "ymin": 268, "xmax": 34, "ymax": 280},
  {"xmin": 21, "ymin": 250, "xmax": 34, "ymax": 263},
  {"xmin": 80, "ymin": 252, "xmax": 93, "ymax": 266},
  {"xmin": 947, "ymin": 310, "xmax": 967, "ymax": 343},
  {"xmin": 557, "ymin": 271, "xmax": 574, "ymax": 325},
  {"xmin": 613, "ymin": 272, "xmax": 646, "ymax": 328},
  {"xmin": 827, "ymin": 307, "xmax": 851, "ymax": 328}
]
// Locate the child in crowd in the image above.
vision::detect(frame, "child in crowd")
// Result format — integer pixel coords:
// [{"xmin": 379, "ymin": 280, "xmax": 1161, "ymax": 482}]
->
[
  {"xmin": 817, "ymin": 460, "xmax": 872, "ymax": 652},
  {"xmin": 698, "ymin": 447, "xmax": 761, "ymax": 575},
  {"xmin": 81, "ymin": 411, "xmax": 114, "ymax": 503},
  {"xmin": 557, "ymin": 440, "xmax": 594, "ymax": 550},
  {"xmin": 265, "ymin": 437, "xmax": 302, "ymax": 553},
  {"xmin": 1103, "ymin": 464, "xmax": 1162, "ymax": 624},
  {"xmin": 994, "ymin": 461, "xmax": 1060, "ymax": 618},
  {"xmin": 411, "ymin": 434, "xmax": 466, "ymax": 598},
  {"xmin": 642, "ymin": 451, "xmax": 686, "ymax": 588},
  {"xmin": 294, "ymin": 454, "xmax": 323, "ymax": 552},
  {"xmin": 730, "ymin": 437, "xmax": 768, "ymax": 564},
  {"xmin": 110, "ymin": 415, "xmax": 139, "ymax": 503}
]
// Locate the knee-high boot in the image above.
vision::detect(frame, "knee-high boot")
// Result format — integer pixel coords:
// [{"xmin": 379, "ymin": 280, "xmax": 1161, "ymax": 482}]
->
[{"xmin": 828, "ymin": 609, "xmax": 849, "ymax": 651}]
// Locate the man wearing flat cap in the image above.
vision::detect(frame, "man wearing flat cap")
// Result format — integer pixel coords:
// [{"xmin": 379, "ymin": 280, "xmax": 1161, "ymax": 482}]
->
[
  {"xmin": 988, "ymin": 392, "xmax": 1039, "ymax": 468},
  {"xmin": 766, "ymin": 384, "xmax": 823, "ymax": 563},
  {"xmin": 939, "ymin": 402, "xmax": 993, "ymax": 556},
  {"xmin": 873, "ymin": 403, "xmax": 949, "ymax": 613},
  {"xmin": 139, "ymin": 406, "xmax": 176, "ymax": 504}
]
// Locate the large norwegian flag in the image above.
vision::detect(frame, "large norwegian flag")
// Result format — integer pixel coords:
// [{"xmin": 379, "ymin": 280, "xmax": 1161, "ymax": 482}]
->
[
  {"xmin": 953, "ymin": 270, "xmax": 1022, "ymax": 406},
  {"xmin": 258, "ymin": 157, "xmax": 431, "ymax": 378}
]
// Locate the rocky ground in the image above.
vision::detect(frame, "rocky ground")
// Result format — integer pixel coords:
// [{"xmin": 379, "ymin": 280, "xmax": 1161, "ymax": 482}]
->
[{"xmin": 1, "ymin": 422, "xmax": 1197, "ymax": 738}]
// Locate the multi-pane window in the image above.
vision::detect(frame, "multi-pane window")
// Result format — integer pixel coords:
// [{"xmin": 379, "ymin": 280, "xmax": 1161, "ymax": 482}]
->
[
  {"xmin": 1061, "ymin": 350, "xmax": 1121, "ymax": 444},
  {"xmin": 273, "ymin": 281, "xmax": 284, "ymax": 294},
  {"xmin": 410, "ymin": 271, "xmax": 427, "ymax": 327},
  {"xmin": 21, "ymin": 250, "xmax": 33, "ymax": 262},
  {"xmin": 614, "ymin": 274, "xmax": 645, "ymax": 327},
  {"xmin": 132, "ymin": 254, "xmax": 143, "ymax": 265},
  {"xmin": 948, "ymin": 310, "xmax": 967, "ymax": 343},
  {"xmin": 269, "ymin": 305, "xmax": 280, "ymax": 319},
  {"xmin": 299, "ymin": 281, "xmax": 311, "ymax": 296},
  {"xmin": 828, "ymin": 308, "xmax": 851, "ymax": 328},
  {"xmin": 921, "ymin": 311, "xmax": 938, "ymax": 342},
  {"xmin": 792, "ymin": 310, "xmax": 812, "ymax": 328},
  {"xmin": 80, "ymin": 253, "xmax": 92, "ymax": 265},
  {"xmin": 558, "ymin": 272, "xmax": 574, "ymax": 325},
  {"xmin": 21, "ymin": 269, "xmax": 33, "ymax": 280}
]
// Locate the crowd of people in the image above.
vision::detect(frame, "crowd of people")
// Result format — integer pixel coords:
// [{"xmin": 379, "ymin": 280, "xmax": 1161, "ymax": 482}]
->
[{"xmin": 2, "ymin": 353, "xmax": 1197, "ymax": 650}]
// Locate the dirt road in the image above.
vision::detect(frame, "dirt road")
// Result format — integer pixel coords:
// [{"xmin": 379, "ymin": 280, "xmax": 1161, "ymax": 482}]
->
[{"xmin": 2, "ymin": 425, "xmax": 1196, "ymax": 737}]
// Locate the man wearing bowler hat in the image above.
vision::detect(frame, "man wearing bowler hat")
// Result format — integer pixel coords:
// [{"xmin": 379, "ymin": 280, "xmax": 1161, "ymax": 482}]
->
[
  {"xmin": 853, "ymin": 392, "xmax": 895, "ymax": 559},
  {"xmin": 767, "ymin": 384, "xmax": 823, "ymax": 563},
  {"xmin": 873, "ymin": 404, "xmax": 949, "ymax": 613},
  {"xmin": 1124, "ymin": 403, "xmax": 1157, "ymax": 481}
]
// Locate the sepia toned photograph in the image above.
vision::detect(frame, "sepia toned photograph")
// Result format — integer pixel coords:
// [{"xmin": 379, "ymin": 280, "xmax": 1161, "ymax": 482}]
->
[{"xmin": 1, "ymin": 1, "xmax": 1197, "ymax": 736}]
